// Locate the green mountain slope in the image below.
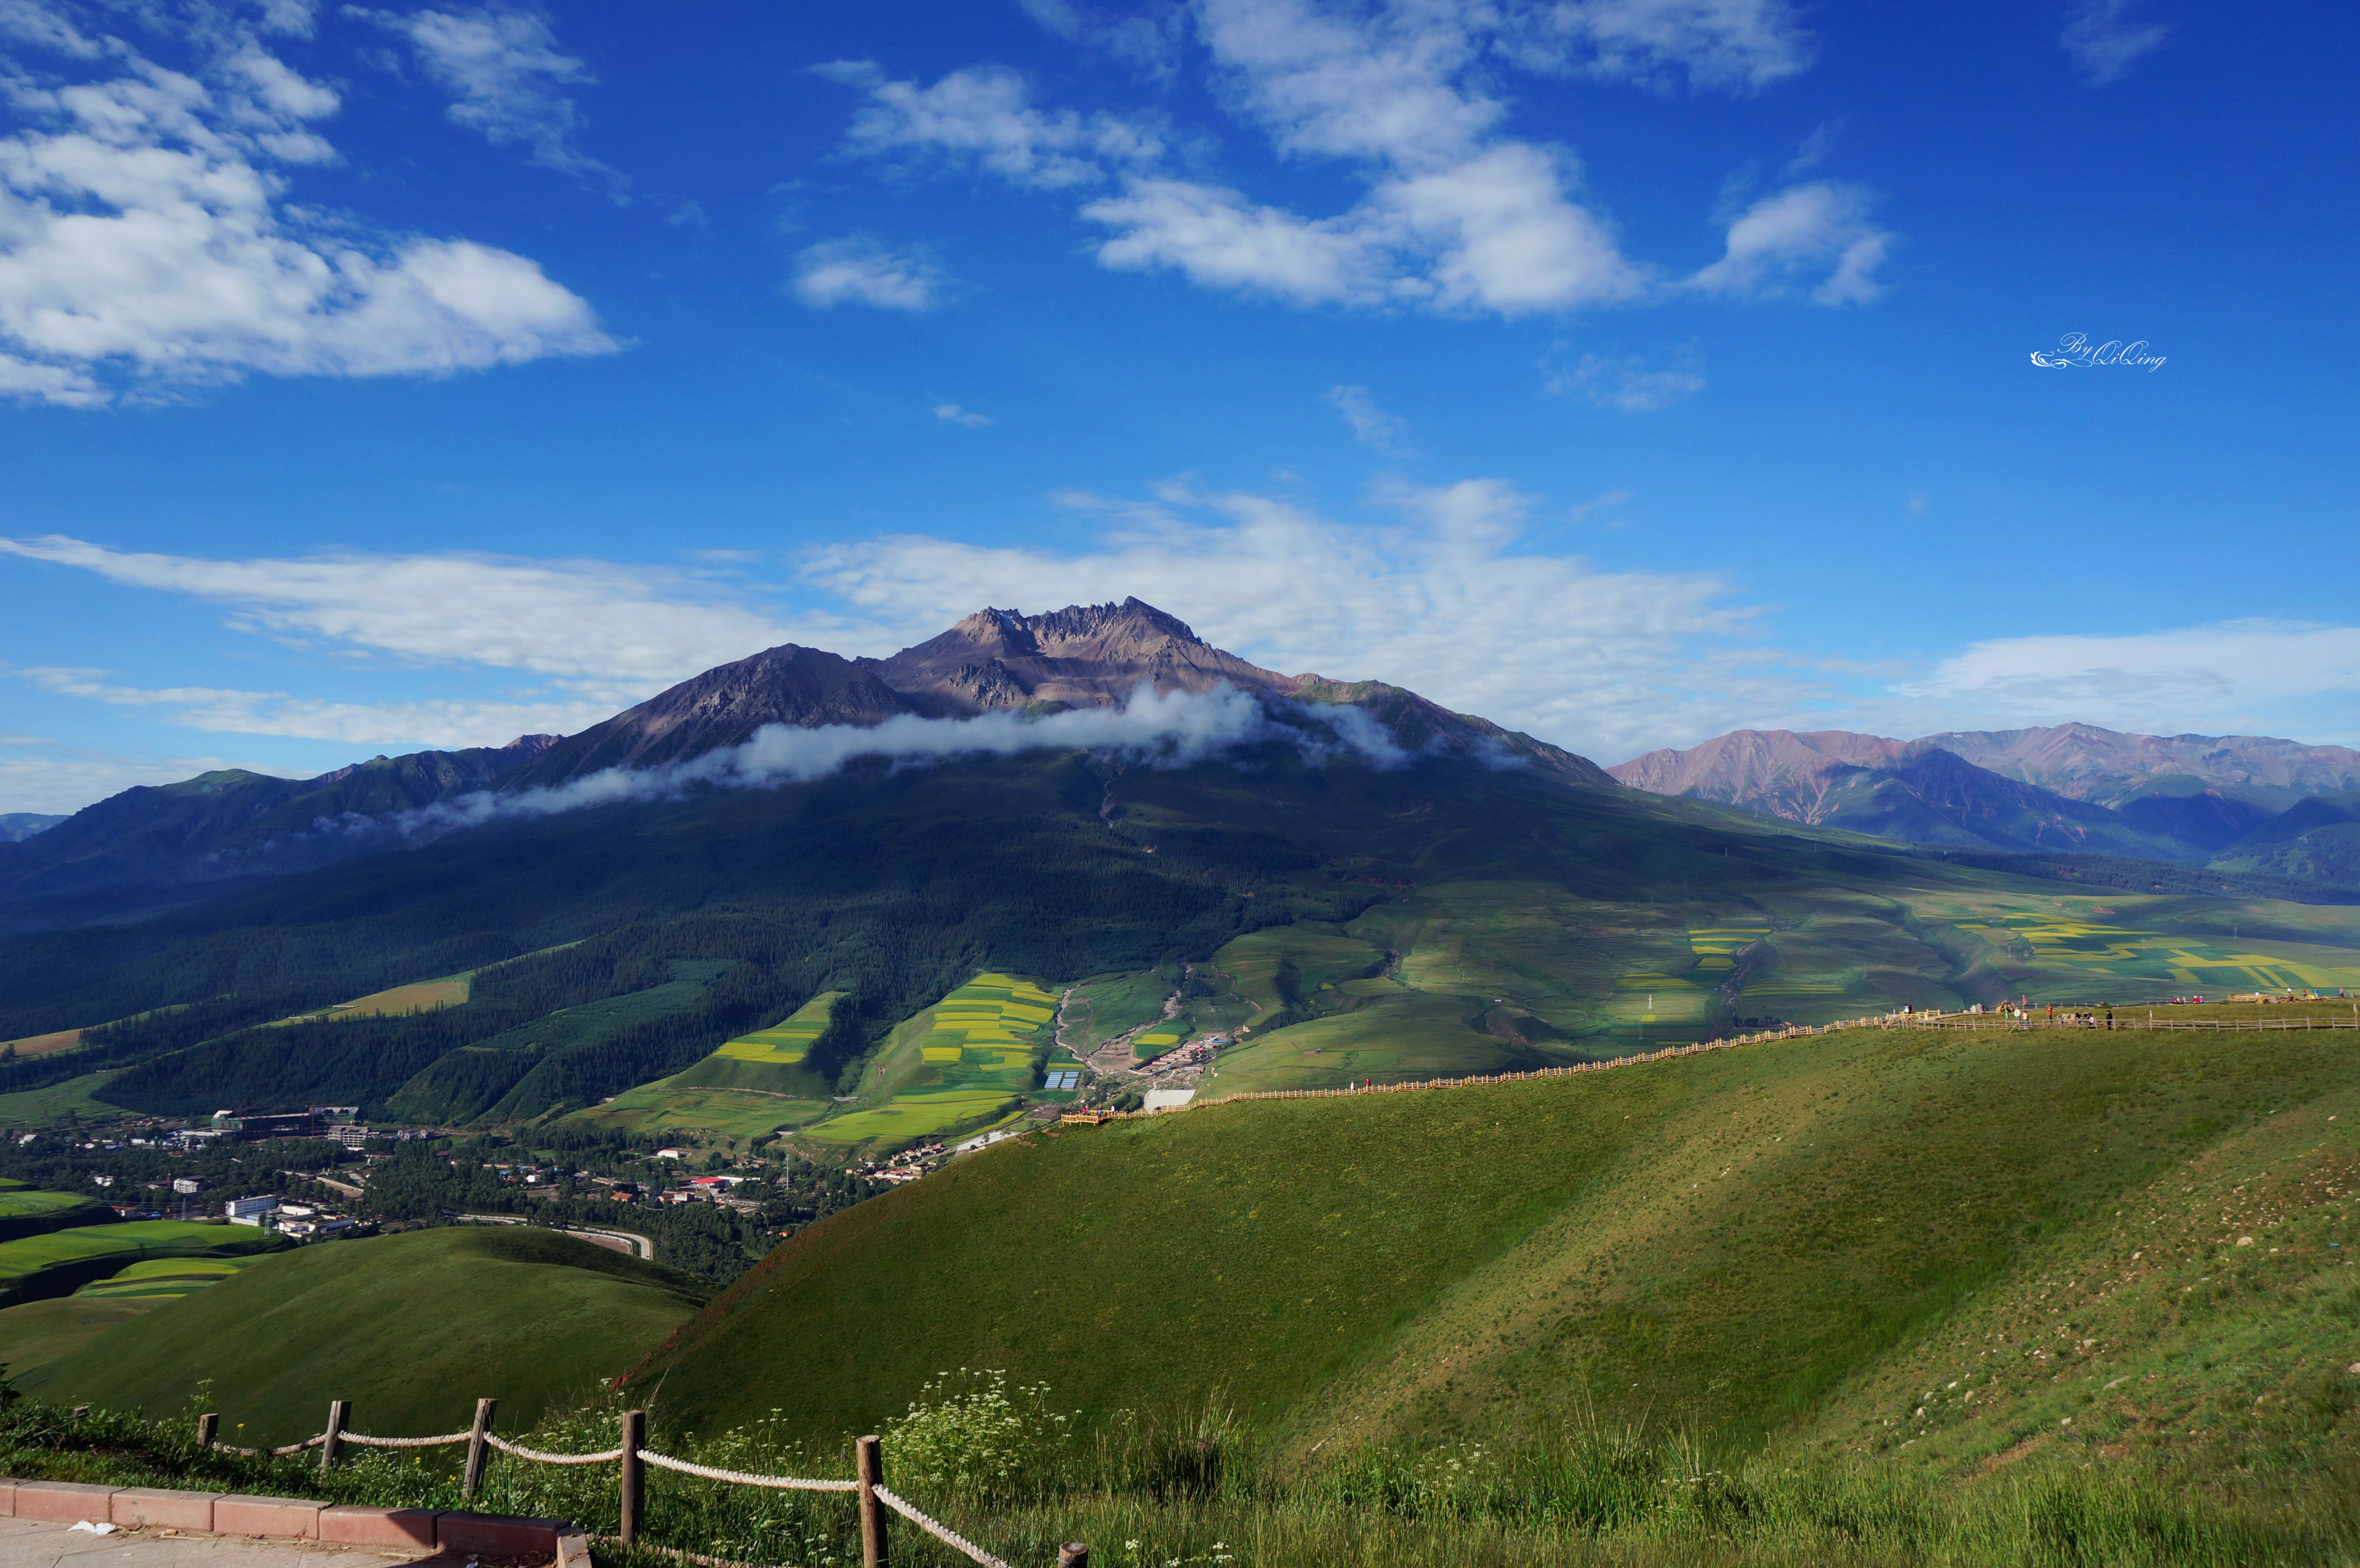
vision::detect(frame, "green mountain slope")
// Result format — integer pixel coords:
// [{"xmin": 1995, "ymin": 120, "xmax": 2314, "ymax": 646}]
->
[
  {"xmin": 14, "ymin": 735, "xmax": 2360, "ymax": 1126},
  {"xmin": 627, "ymin": 1022, "xmax": 2359, "ymax": 1486},
  {"xmin": 20, "ymin": 1226, "xmax": 713, "ymax": 1446}
]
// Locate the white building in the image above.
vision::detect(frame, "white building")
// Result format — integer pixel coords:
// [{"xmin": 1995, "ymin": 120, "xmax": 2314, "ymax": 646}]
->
[{"xmin": 223, "ymin": 1194, "xmax": 281, "ymax": 1224}]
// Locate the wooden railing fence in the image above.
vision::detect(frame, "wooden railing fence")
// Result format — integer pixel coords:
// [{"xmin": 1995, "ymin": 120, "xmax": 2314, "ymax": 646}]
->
[{"xmin": 194, "ymin": 1401, "xmax": 1082, "ymax": 1568}]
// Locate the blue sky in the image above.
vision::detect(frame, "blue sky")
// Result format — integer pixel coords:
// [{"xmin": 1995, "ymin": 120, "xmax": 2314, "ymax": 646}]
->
[{"xmin": 1, "ymin": 0, "xmax": 2355, "ymax": 814}]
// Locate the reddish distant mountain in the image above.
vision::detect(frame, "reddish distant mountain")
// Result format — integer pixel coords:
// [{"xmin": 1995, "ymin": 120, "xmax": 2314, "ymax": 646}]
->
[
  {"xmin": 1914, "ymin": 723, "xmax": 2360, "ymax": 811},
  {"xmin": 1612, "ymin": 722, "xmax": 2360, "ymax": 867},
  {"xmin": 1609, "ymin": 730, "xmax": 2182, "ymax": 858}
]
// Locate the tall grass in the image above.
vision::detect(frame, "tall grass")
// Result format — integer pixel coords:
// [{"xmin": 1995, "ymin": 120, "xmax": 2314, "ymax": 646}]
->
[{"xmin": 5, "ymin": 1378, "xmax": 2356, "ymax": 1568}]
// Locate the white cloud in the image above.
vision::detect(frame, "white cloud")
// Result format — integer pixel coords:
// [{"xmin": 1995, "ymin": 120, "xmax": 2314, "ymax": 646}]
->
[
  {"xmin": 1376, "ymin": 142, "xmax": 1643, "ymax": 312},
  {"xmin": 2061, "ymin": 0, "xmax": 2172, "ymax": 85},
  {"xmin": 357, "ymin": 3, "xmax": 628, "ymax": 197},
  {"xmin": 822, "ymin": 61, "xmax": 1163, "ymax": 189},
  {"xmin": 1086, "ymin": 178, "xmax": 1385, "ymax": 304},
  {"xmin": 1324, "ymin": 383, "xmax": 1410, "ymax": 452},
  {"xmin": 789, "ymin": 237, "xmax": 946, "ymax": 311},
  {"xmin": 0, "ymin": 12, "xmax": 614, "ymax": 404},
  {"xmin": 0, "ymin": 534, "xmax": 801, "ymax": 693},
  {"xmin": 1692, "ymin": 181, "xmax": 1893, "ymax": 305},
  {"xmin": 830, "ymin": 1, "xmax": 1814, "ymax": 321},
  {"xmin": 1545, "ymin": 350, "xmax": 1703, "ymax": 410},
  {"xmin": 799, "ymin": 477, "xmax": 1800, "ymax": 761},
  {"xmin": 0, "ymin": 739, "xmax": 292, "ymax": 816},
  {"xmin": 1503, "ymin": 0, "xmax": 1811, "ymax": 92},
  {"xmin": 1905, "ymin": 620, "xmax": 2360, "ymax": 737},
  {"xmin": 13, "ymin": 667, "xmax": 615, "ymax": 747},
  {"xmin": 932, "ymin": 402, "xmax": 991, "ymax": 426}
]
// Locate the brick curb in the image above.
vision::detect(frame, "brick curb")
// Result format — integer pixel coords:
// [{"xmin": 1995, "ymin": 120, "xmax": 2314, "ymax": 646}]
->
[{"xmin": 2, "ymin": 1477, "xmax": 579, "ymax": 1558}]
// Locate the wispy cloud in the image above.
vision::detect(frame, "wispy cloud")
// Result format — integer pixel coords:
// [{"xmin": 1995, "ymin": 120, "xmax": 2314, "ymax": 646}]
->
[
  {"xmin": 0, "ymin": 2, "xmax": 614, "ymax": 405},
  {"xmin": 355, "ymin": 2, "xmax": 630, "ymax": 198},
  {"xmin": 1500, "ymin": 0, "xmax": 1812, "ymax": 92},
  {"xmin": 0, "ymin": 534, "xmax": 801, "ymax": 695},
  {"xmin": 2061, "ymin": 0, "xmax": 2172, "ymax": 85},
  {"xmin": 933, "ymin": 402, "xmax": 992, "ymax": 427},
  {"xmin": 819, "ymin": 60, "xmax": 1165, "ymax": 189},
  {"xmin": 0, "ymin": 738, "xmax": 294, "ymax": 816},
  {"xmin": 1545, "ymin": 351, "xmax": 1704, "ymax": 411},
  {"xmin": 824, "ymin": 0, "xmax": 1881, "ymax": 320},
  {"xmin": 1903, "ymin": 620, "xmax": 2360, "ymax": 737},
  {"xmin": 789, "ymin": 238, "xmax": 947, "ymax": 311},
  {"xmin": 12, "ymin": 668, "xmax": 614, "ymax": 748},
  {"xmin": 1324, "ymin": 384, "xmax": 1414, "ymax": 453}
]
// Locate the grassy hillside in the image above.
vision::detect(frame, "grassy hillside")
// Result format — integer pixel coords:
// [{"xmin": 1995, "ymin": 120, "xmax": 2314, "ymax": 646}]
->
[
  {"xmin": 21, "ymin": 1226, "xmax": 714, "ymax": 1446},
  {"xmin": 0, "ymin": 1295, "xmax": 152, "ymax": 1376},
  {"xmin": 629, "ymin": 1021, "xmax": 2358, "ymax": 1489},
  {"xmin": 0, "ymin": 1220, "xmax": 284, "ymax": 1307},
  {"xmin": 0, "ymin": 1186, "xmax": 112, "ymax": 1241}
]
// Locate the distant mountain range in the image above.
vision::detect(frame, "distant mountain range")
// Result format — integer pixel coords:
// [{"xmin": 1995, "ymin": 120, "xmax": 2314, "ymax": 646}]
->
[
  {"xmin": 0, "ymin": 814, "xmax": 64, "ymax": 843},
  {"xmin": 0, "ymin": 599, "xmax": 1603, "ymax": 909},
  {"xmin": 1610, "ymin": 724, "xmax": 2360, "ymax": 877},
  {"xmin": 10, "ymin": 602, "xmax": 2360, "ymax": 1127}
]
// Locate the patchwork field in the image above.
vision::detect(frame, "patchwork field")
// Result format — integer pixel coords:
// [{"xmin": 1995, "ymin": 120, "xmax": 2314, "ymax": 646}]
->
[
  {"xmin": 1060, "ymin": 970, "xmax": 1172, "ymax": 1052},
  {"xmin": 558, "ymin": 992, "xmax": 845, "ymax": 1146},
  {"xmin": 1198, "ymin": 878, "xmax": 2360, "ymax": 1091},
  {"xmin": 796, "ymin": 973, "xmax": 1056, "ymax": 1152}
]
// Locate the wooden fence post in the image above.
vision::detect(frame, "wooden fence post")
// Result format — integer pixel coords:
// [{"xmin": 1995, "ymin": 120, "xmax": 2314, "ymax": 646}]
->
[
  {"xmin": 857, "ymin": 1434, "xmax": 888, "ymax": 1568},
  {"xmin": 463, "ymin": 1398, "xmax": 498, "ymax": 1498},
  {"xmin": 320, "ymin": 1401, "xmax": 349, "ymax": 1473},
  {"xmin": 619, "ymin": 1409, "xmax": 646, "ymax": 1546},
  {"xmin": 196, "ymin": 1412, "xmax": 218, "ymax": 1449},
  {"xmin": 1058, "ymin": 1545, "xmax": 1090, "ymax": 1568}
]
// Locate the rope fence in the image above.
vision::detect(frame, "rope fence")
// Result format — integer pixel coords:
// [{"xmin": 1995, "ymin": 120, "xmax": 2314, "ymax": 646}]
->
[{"xmin": 188, "ymin": 1401, "xmax": 1048, "ymax": 1568}]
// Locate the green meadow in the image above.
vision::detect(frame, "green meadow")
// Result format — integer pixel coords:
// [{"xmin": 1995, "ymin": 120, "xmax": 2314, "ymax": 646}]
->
[
  {"xmin": 0, "ymin": 1219, "xmax": 284, "ymax": 1308},
  {"xmin": 0, "ymin": 1186, "xmax": 112, "ymax": 1242},
  {"xmin": 17, "ymin": 1227, "xmax": 713, "ymax": 1446},
  {"xmin": 634, "ymin": 1020, "xmax": 2359, "ymax": 1474}
]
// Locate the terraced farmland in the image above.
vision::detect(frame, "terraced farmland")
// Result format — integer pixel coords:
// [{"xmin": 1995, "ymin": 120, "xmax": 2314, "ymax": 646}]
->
[
  {"xmin": 799, "ymin": 974, "xmax": 1057, "ymax": 1152},
  {"xmin": 562, "ymin": 993, "xmax": 845, "ymax": 1146}
]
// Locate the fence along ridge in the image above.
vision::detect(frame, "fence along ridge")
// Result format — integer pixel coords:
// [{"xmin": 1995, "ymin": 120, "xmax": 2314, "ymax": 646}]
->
[
  {"xmin": 189, "ymin": 1402, "xmax": 1021, "ymax": 1568},
  {"xmin": 1071, "ymin": 1000, "xmax": 2359, "ymax": 1122}
]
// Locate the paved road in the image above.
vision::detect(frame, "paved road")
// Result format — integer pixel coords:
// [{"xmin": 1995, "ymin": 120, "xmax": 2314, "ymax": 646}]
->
[
  {"xmin": 0, "ymin": 1519, "xmax": 454, "ymax": 1568},
  {"xmin": 456, "ymin": 1215, "xmax": 653, "ymax": 1262}
]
